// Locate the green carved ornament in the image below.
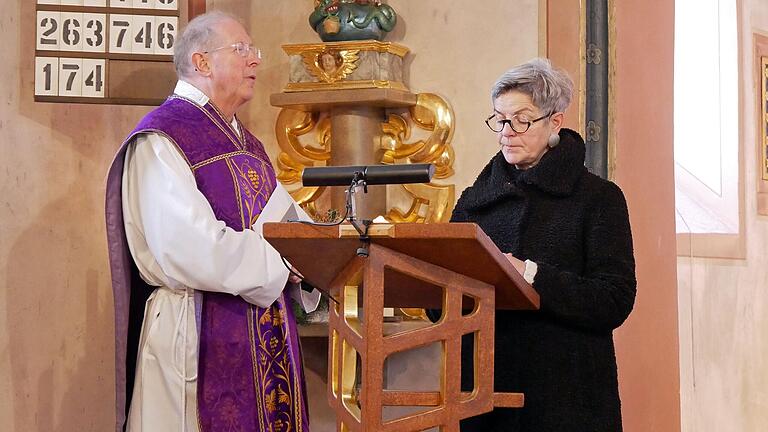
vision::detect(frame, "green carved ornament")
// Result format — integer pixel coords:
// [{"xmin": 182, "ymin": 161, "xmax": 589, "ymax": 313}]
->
[{"xmin": 309, "ymin": 0, "xmax": 397, "ymax": 42}]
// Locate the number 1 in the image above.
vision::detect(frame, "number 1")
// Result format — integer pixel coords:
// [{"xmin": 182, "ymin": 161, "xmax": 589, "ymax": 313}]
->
[{"xmin": 43, "ymin": 63, "xmax": 52, "ymax": 91}]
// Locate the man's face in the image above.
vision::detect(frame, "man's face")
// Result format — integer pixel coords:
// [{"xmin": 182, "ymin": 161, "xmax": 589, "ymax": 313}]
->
[{"xmin": 206, "ymin": 19, "xmax": 261, "ymax": 113}]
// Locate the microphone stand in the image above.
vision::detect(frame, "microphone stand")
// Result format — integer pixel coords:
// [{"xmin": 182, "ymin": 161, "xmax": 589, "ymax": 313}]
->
[{"xmin": 346, "ymin": 171, "xmax": 373, "ymax": 257}]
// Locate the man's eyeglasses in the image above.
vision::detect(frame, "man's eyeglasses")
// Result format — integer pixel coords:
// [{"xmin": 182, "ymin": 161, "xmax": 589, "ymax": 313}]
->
[
  {"xmin": 485, "ymin": 112, "xmax": 551, "ymax": 134},
  {"xmin": 205, "ymin": 42, "xmax": 261, "ymax": 60}
]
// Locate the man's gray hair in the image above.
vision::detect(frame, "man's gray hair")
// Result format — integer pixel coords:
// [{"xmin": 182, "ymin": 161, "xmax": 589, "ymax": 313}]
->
[
  {"xmin": 491, "ymin": 58, "xmax": 574, "ymax": 114},
  {"xmin": 173, "ymin": 11, "xmax": 241, "ymax": 77}
]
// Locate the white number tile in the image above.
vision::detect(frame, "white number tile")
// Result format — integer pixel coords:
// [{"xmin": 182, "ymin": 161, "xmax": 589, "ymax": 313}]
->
[
  {"xmin": 58, "ymin": 58, "xmax": 83, "ymax": 97},
  {"xmin": 34, "ymin": 57, "xmax": 59, "ymax": 96},
  {"xmin": 110, "ymin": 0, "xmax": 132, "ymax": 8},
  {"xmin": 36, "ymin": 11, "xmax": 61, "ymax": 51},
  {"xmin": 154, "ymin": 16, "xmax": 177, "ymax": 55},
  {"xmin": 83, "ymin": 0, "xmax": 107, "ymax": 6},
  {"xmin": 82, "ymin": 14, "xmax": 107, "ymax": 53},
  {"xmin": 59, "ymin": 0, "xmax": 83, "ymax": 5},
  {"xmin": 154, "ymin": 0, "xmax": 177, "ymax": 11},
  {"xmin": 132, "ymin": 15, "xmax": 156, "ymax": 54},
  {"xmin": 109, "ymin": 15, "xmax": 134, "ymax": 53},
  {"xmin": 81, "ymin": 59, "xmax": 107, "ymax": 98},
  {"xmin": 59, "ymin": 13, "xmax": 84, "ymax": 52},
  {"xmin": 132, "ymin": 0, "xmax": 153, "ymax": 10}
]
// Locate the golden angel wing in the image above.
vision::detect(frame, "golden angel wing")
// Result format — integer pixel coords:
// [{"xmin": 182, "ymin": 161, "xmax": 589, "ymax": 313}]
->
[
  {"xmin": 300, "ymin": 51, "xmax": 327, "ymax": 81},
  {"xmin": 337, "ymin": 49, "xmax": 360, "ymax": 79}
]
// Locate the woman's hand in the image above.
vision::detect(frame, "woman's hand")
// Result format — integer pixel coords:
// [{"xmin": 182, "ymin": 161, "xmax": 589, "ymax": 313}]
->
[{"xmin": 504, "ymin": 253, "xmax": 526, "ymax": 275}]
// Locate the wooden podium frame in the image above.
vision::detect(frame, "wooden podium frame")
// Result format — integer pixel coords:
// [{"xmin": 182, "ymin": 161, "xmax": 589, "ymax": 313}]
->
[{"xmin": 264, "ymin": 222, "xmax": 539, "ymax": 432}]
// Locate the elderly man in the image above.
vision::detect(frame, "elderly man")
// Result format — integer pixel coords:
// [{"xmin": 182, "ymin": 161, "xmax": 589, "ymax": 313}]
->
[{"xmin": 105, "ymin": 11, "xmax": 319, "ymax": 432}]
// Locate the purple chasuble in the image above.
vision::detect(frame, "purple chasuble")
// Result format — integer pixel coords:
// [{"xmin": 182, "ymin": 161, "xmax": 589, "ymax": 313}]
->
[{"xmin": 105, "ymin": 96, "xmax": 310, "ymax": 432}]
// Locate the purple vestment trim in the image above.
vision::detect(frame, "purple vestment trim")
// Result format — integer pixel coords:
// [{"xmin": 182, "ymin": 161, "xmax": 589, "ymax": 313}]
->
[{"xmin": 105, "ymin": 96, "xmax": 309, "ymax": 432}]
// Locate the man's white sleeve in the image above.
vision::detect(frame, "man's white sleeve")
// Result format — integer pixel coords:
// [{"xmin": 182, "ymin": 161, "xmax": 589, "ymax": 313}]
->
[
  {"xmin": 123, "ymin": 133, "xmax": 290, "ymax": 307},
  {"xmin": 253, "ymin": 184, "xmax": 322, "ymax": 313}
]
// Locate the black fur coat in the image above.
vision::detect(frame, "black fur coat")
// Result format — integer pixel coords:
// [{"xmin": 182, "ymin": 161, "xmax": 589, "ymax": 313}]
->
[{"xmin": 453, "ymin": 128, "xmax": 636, "ymax": 432}]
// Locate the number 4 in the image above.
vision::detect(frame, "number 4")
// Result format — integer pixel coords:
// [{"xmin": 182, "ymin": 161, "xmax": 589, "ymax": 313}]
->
[
  {"xmin": 85, "ymin": 66, "xmax": 103, "ymax": 92},
  {"xmin": 82, "ymin": 59, "xmax": 106, "ymax": 98},
  {"xmin": 135, "ymin": 21, "xmax": 153, "ymax": 49}
]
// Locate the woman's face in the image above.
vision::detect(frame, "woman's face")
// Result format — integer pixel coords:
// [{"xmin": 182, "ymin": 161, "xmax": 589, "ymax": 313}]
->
[{"xmin": 493, "ymin": 91, "xmax": 562, "ymax": 169}]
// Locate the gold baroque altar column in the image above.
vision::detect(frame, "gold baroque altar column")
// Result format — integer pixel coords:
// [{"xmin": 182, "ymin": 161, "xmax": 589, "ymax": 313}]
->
[
  {"xmin": 270, "ymin": 41, "xmax": 426, "ymax": 220},
  {"xmin": 328, "ymin": 105, "xmax": 385, "ymax": 218}
]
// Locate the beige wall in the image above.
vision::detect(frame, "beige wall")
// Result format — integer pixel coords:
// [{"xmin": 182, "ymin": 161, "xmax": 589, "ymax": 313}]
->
[
  {"xmin": 0, "ymin": 1, "xmax": 539, "ymax": 430},
  {"xmin": 677, "ymin": 0, "xmax": 768, "ymax": 431},
  {"xmin": 0, "ymin": 1, "xmax": 152, "ymax": 431},
  {"xmin": 611, "ymin": 1, "xmax": 681, "ymax": 431}
]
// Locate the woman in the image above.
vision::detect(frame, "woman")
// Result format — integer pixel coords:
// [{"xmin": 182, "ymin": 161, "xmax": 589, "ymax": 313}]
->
[{"xmin": 454, "ymin": 58, "xmax": 636, "ymax": 431}]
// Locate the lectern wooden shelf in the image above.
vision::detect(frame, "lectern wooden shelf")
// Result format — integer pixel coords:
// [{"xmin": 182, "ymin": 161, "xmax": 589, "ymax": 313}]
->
[{"xmin": 264, "ymin": 222, "xmax": 540, "ymax": 432}]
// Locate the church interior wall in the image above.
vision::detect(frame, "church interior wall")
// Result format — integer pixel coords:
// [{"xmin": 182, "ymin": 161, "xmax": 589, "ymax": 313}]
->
[
  {"xmin": 677, "ymin": 1, "xmax": 768, "ymax": 431},
  {"xmin": 1, "ymin": 1, "xmax": 152, "ymax": 430},
  {"xmin": 1, "ymin": 0, "xmax": 761, "ymax": 431},
  {"xmin": 610, "ymin": 1, "xmax": 681, "ymax": 431}
]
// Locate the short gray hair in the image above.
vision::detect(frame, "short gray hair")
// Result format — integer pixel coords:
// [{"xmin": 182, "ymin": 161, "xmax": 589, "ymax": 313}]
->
[
  {"xmin": 173, "ymin": 11, "xmax": 241, "ymax": 77},
  {"xmin": 491, "ymin": 58, "xmax": 574, "ymax": 114}
]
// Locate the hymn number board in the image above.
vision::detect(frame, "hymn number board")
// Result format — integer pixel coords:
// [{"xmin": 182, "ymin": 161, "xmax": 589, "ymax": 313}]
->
[{"xmin": 35, "ymin": 0, "xmax": 186, "ymax": 105}]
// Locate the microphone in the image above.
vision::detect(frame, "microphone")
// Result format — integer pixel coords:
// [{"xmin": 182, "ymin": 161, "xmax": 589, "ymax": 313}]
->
[{"xmin": 302, "ymin": 164, "xmax": 435, "ymax": 187}]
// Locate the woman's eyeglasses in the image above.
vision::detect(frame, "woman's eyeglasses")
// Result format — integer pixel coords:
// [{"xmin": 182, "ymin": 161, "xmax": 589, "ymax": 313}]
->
[{"xmin": 485, "ymin": 112, "xmax": 551, "ymax": 133}]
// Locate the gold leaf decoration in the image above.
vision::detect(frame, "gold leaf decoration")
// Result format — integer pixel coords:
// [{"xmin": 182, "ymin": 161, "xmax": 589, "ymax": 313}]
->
[
  {"xmin": 379, "ymin": 93, "xmax": 455, "ymax": 179},
  {"xmin": 275, "ymin": 108, "xmax": 331, "ymax": 209},
  {"xmin": 302, "ymin": 49, "xmax": 360, "ymax": 83},
  {"xmin": 387, "ymin": 183, "xmax": 455, "ymax": 224},
  {"xmin": 265, "ymin": 389, "xmax": 277, "ymax": 412},
  {"xmin": 278, "ymin": 385, "xmax": 290, "ymax": 404}
]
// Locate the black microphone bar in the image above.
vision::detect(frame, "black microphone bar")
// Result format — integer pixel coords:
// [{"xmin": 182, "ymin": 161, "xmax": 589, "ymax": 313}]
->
[{"xmin": 302, "ymin": 164, "xmax": 435, "ymax": 187}]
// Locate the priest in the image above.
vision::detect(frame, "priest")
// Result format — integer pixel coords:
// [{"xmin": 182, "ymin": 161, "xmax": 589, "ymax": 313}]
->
[{"xmin": 105, "ymin": 11, "xmax": 320, "ymax": 432}]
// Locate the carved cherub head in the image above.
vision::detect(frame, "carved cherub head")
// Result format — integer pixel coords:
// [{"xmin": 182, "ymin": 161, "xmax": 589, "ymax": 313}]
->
[{"xmin": 319, "ymin": 51, "xmax": 340, "ymax": 73}]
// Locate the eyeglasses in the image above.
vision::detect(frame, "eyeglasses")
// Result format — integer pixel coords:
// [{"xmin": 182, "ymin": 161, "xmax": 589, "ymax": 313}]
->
[
  {"xmin": 204, "ymin": 42, "xmax": 262, "ymax": 60},
  {"xmin": 485, "ymin": 112, "xmax": 551, "ymax": 133}
]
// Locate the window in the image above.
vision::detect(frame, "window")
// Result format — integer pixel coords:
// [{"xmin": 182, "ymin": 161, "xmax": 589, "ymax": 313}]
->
[{"xmin": 674, "ymin": 0, "xmax": 743, "ymax": 257}]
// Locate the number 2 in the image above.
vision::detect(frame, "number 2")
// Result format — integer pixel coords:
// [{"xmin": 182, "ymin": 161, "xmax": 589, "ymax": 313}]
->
[{"xmin": 40, "ymin": 17, "xmax": 57, "ymax": 45}]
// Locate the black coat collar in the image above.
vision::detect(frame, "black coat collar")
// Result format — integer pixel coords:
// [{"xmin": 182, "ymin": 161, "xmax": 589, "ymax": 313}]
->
[{"xmin": 459, "ymin": 128, "xmax": 587, "ymax": 210}]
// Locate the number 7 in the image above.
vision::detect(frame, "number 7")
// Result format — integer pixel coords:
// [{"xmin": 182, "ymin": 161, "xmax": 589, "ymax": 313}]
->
[
  {"xmin": 113, "ymin": 21, "xmax": 129, "ymax": 47},
  {"xmin": 63, "ymin": 64, "xmax": 79, "ymax": 91}
]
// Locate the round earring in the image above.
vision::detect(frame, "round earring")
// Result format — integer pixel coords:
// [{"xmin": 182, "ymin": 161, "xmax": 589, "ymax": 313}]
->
[{"xmin": 547, "ymin": 133, "xmax": 560, "ymax": 148}]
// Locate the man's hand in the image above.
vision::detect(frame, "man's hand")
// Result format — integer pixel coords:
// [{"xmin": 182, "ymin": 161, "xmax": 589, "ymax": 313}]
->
[
  {"xmin": 503, "ymin": 253, "xmax": 526, "ymax": 275},
  {"xmin": 288, "ymin": 267, "xmax": 303, "ymax": 284}
]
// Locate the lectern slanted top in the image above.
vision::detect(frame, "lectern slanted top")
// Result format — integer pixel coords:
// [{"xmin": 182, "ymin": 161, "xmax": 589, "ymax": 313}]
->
[{"xmin": 264, "ymin": 222, "xmax": 539, "ymax": 432}]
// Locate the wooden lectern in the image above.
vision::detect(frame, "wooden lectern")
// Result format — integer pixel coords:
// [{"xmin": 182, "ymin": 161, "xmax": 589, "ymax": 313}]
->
[{"xmin": 264, "ymin": 222, "xmax": 539, "ymax": 432}]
